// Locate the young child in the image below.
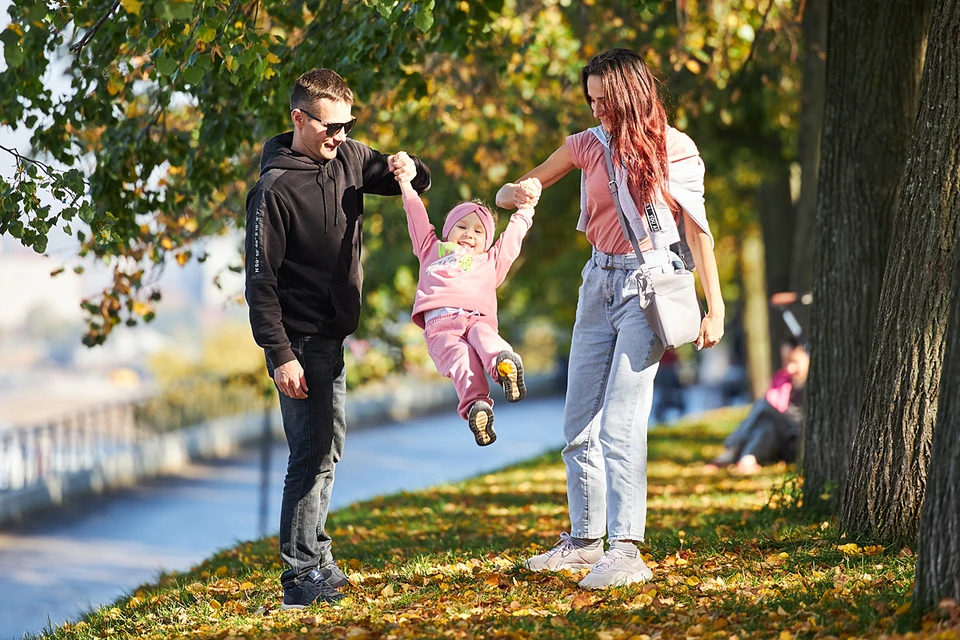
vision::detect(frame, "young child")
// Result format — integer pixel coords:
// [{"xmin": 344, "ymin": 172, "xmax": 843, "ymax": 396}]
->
[{"xmin": 394, "ymin": 152, "xmax": 541, "ymax": 446}]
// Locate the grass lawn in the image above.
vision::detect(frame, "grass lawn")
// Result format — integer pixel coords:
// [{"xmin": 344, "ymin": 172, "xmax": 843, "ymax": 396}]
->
[{"xmin": 37, "ymin": 408, "xmax": 959, "ymax": 640}]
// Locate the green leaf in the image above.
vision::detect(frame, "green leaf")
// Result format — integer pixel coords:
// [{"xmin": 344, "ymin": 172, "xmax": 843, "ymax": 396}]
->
[
  {"xmin": 169, "ymin": 0, "xmax": 194, "ymax": 20},
  {"xmin": 413, "ymin": 7, "xmax": 434, "ymax": 32},
  {"xmin": 156, "ymin": 57, "xmax": 179, "ymax": 76},
  {"xmin": 195, "ymin": 25, "xmax": 217, "ymax": 43},
  {"xmin": 182, "ymin": 64, "xmax": 203, "ymax": 84},
  {"xmin": 3, "ymin": 42, "xmax": 24, "ymax": 68}
]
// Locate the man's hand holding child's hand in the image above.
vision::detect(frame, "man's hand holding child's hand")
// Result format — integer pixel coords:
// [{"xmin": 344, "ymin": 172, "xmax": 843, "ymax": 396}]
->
[
  {"xmin": 389, "ymin": 151, "xmax": 416, "ymax": 184},
  {"xmin": 514, "ymin": 177, "xmax": 542, "ymax": 208}
]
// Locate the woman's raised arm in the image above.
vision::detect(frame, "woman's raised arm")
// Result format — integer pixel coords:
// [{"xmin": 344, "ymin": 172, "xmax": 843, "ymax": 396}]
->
[{"xmin": 496, "ymin": 143, "xmax": 575, "ymax": 209}]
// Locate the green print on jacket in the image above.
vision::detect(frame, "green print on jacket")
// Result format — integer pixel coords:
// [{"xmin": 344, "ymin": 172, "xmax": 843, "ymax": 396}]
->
[{"xmin": 438, "ymin": 241, "xmax": 475, "ymax": 272}]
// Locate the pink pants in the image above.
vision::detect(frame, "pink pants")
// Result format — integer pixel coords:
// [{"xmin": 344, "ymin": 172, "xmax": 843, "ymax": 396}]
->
[{"xmin": 423, "ymin": 312, "xmax": 511, "ymax": 420}]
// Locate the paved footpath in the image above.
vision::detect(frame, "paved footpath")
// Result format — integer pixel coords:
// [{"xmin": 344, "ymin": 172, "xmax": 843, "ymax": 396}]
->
[{"xmin": 0, "ymin": 396, "xmax": 567, "ymax": 640}]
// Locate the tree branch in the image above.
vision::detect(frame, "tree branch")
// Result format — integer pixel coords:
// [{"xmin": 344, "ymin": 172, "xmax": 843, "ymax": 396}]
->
[
  {"xmin": 729, "ymin": 0, "xmax": 776, "ymax": 95},
  {"xmin": 69, "ymin": 0, "xmax": 122, "ymax": 54},
  {"xmin": 0, "ymin": 143, "xmax": 59, "ymax": 177}
]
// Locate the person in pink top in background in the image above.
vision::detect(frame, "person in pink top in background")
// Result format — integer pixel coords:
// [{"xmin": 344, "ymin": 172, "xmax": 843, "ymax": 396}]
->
[
  {"xmin": 393, "ymin": 151, "xmax": 542, "ymax": 447},
  {"xmin": 705, "ymin": 336, "xmax": 810, "ymax": 474}
]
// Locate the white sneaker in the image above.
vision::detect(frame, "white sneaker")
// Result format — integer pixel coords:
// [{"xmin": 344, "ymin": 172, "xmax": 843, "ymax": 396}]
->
[
  {"xmin": 578, "ymin": 541, "xmax": 653, "ymax": 589},
  {"xmin": 524, "ymin": 533, "xmax": 604, "ymax": 571}
]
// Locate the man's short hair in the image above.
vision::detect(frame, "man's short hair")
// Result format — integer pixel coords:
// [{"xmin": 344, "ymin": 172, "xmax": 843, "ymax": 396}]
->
[{"xmin": 290, "ymin": 69, "xmax": 354, "ymax": 112}]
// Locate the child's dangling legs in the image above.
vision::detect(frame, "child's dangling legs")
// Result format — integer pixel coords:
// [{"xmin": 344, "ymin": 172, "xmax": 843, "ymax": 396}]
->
[
  {"xmin": 424, "ymin": 314, "xmax": 496, "ymax": 446},
  {"xmin": 465, "ymin": 316, "xmax": 526, "ymax": 403}
]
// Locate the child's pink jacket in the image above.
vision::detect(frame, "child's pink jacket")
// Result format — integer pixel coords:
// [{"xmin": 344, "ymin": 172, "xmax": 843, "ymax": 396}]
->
[{"xmin": 401, "ymin": 189, "xmax": 534, "ymax": 329}]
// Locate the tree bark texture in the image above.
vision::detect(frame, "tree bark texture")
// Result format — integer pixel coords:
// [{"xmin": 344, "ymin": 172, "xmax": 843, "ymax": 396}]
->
[
  {"xmin": 759, "ymin": 171, "xmax": 796, "ymax": 371},
  {"xmin": 913, "ymin": 0, "xmax": 960, "ymax": 610},
  {"xmin": 790, "ymin": 0, "xmax": 827, "ymax": 334},
  {"xmin": 840, "ymin": 0, "xmax": 958, "ymax": 544},
  {"xmin": 802, "ymin": 0, "xmax": 930, "ymax": 509},
  {"xmin": 742, "ymin": 226, "xmax": 772, "ymax": 399}
]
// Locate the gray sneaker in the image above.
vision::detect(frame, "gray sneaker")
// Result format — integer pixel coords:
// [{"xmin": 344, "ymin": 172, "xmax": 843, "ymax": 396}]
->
[
  {"xmin": 578, "ymin": 541, "xmax": 653, "ymax": 589},
  {"xmin": 524, "ymin": 533, "xmax": 604, "ymax": 572},
  {"xmin": 319, "ymin": 561, "xmax": 350, "ymax": 589}
]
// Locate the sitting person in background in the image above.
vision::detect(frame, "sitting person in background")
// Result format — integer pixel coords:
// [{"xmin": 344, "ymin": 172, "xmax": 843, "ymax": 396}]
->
[{"xmin": 706, "ymin": 336, "xmax": 809, "ymax": 474}]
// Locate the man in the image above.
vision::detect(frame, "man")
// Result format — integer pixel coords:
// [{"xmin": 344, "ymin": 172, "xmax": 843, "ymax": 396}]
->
[{"xmin": 244, "ymin": 68, "xmax": 430, "ymax": 609}]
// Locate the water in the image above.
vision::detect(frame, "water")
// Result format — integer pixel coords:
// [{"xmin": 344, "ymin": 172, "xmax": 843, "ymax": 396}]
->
[{"xmin": 0, "ymin": 396, "xmax": 567, "ymax": 640}]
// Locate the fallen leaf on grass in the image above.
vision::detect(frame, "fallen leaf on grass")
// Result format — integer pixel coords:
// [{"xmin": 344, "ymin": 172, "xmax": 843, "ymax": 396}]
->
[{"xmin": 571, "ymin": 593, "xmax": 595, "ymax": 610}]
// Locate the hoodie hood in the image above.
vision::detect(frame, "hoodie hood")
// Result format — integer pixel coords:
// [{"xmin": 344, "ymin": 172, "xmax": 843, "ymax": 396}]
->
[{"xmin": 261, "ymin": 132, "xmax": 326, "ymax": 172}]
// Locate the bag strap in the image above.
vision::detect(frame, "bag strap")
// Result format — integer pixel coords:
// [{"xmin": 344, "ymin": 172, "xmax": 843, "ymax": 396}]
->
[
  {"xmin": 602, "ymin": 142, "xmax": 706, "ymax": 317},
  {"xmin": 601, "ymin": 142, "xmax": 648, "ymax": 265}
]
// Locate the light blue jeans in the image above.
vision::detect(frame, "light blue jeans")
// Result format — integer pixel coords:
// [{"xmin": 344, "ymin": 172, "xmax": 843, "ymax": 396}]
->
[{"xmin": 562, "ymin": 247, "xmax": 674, "ymax": 543}]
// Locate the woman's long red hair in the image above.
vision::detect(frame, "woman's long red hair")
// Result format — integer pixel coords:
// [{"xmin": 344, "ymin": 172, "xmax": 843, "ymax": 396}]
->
[{"xmin": 580, "ymin": 49, "xmax": 674, "ymax": 210}]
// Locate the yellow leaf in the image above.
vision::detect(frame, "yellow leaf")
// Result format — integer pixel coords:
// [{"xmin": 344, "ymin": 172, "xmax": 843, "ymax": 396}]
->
[
  {"xmin": 7, "ymin": 23, "xmax": 23, "ymax": 36},
  {"xmin": 239, "ymin": 582, "xmax": 255, "ymax": 591},
  {"xmin": 381, "ymin": 583, "xmax": 394, "ymax": 597},
  {"xmin": 895, "ymin": 602, "xmax": 911, "ymax": 615},
  {"xmin": 175, "ymin": 252, "xmax": 189, "ymax": 266},
  {"xmin": 121, "ymin": 0, "xmax": 142, "ymax": 15},
  {"xmin": 160, "ymin": 237, "xmax": 174, "ymax": 250},
  {"xmin": 225, "ymin": 55, "xmax": 238, "ymax": 72},
  {"xmin": 132, "ymin": 301, "xmax": 150, "ymax": 317},
  {"xmin": 263, "ymin": 67, "xmax": 276, "ymax": 80},
  {"xmin": 126, "ymin": 597, "xmax": 141, "ymax": 609},
  {"xmin": 214, "ymin": 566, "xmax": 229, "ymax": 576},
  {"xmin": 208, "ymin": 599, "xmax": 221, "ymax": 609},
  {"xmin": 265, "ymin": 52, "xmax": 281, "ymax": 64},
  {"xmin": 837, "ymin": 543, "xmax": 861, "ymax": 555},
  {"xmin": 685, "ymin": 59, "xmax": 701, "ymax": 74},
  {"xmin": 779, "ymin": 632, "xmax": 793, "ymax": 640}
]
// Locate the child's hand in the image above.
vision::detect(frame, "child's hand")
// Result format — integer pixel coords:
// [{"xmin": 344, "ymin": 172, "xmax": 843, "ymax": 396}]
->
[
  {"xmin": 514, "ymin": 177, "xmax": 542, "ymax": 208},
  {"xmin": 388, "ymin": 151, "xmax": 416, "ymax": 184}
]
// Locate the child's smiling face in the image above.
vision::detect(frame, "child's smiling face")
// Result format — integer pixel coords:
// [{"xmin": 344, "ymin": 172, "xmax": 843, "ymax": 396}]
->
[{"xmin": 445, "ymin": 211, "xmax": 487, "ymax": 255}]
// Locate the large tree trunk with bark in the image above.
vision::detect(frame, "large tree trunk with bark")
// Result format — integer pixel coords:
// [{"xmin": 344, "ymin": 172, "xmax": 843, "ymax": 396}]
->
[
  {"xmin": 913, "ymin": 0, "xmax": 960, "ymax": 611},
  {"xmin": 802, "ymin": 0, "xmax": 930, "ymax": 509},
  {"xmin": 840, "ymin": 0, "xmax": 958, "ymax": 544},
  {"xmin": 790, "ymin": 0, "xmax": 827, "ymax": 312}
]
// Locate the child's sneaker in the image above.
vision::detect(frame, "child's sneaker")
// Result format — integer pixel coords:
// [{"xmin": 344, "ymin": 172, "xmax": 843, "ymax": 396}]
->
[
  {"xmin": 524, "ymin": 533, "xmax": 604, "ymax": 571},
  {"xmin": 468, "ymin": 400, "xmax": 496, "ymax": 446},
  {"xmin": 495, "ymin": 351, "xmax": 526, "ymax": 402},
  {"xmin": 578, "ymin": 541, "xmax": 653, "ymax": 589}
]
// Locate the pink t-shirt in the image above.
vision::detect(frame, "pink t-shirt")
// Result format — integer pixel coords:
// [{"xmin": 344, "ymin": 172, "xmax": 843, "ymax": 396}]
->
[{"xmin": 566, "ymin": 127, "xmax": 698, "ymax": 254}]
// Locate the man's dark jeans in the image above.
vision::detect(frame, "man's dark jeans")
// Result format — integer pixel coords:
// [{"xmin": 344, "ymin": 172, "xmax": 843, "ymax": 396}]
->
[{"xmin": 267, "ymin": 336, "xmax": 346, "ymax": 590}]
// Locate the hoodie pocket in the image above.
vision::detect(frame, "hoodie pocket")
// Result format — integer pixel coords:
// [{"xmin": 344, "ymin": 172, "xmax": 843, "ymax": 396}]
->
[{"xmin": 323, "ymin": 283, "xmax": 361, "ymax": 336}]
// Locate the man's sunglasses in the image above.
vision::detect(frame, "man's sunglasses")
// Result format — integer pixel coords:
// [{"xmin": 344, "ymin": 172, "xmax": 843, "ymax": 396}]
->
[{"xmin": 297, "ymin": 108, "xmax": 357, "ymax": 137}]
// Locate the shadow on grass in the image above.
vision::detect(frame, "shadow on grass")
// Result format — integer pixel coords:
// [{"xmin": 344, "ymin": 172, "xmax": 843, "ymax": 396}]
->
[{"xmin": 34, "ymin": 410, "xmax": 935, "ymax": 640}]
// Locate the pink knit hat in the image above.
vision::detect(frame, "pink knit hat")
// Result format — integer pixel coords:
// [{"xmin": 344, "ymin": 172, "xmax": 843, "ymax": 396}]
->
[{"xmin": 442, "ymin": 202, "xmax": 495, "ymax": 251}]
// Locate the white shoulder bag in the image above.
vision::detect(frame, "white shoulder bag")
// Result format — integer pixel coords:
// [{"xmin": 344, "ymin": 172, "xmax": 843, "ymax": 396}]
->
[{"xmin": 601, "ymin": 144, "xmax": 703, "ymax": 349}]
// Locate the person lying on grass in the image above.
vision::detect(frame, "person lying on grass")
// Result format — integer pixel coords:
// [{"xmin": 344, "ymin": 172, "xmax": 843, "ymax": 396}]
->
[{"xmin": 393, "ymin": 150, "xmax": 541, "ymax": 447}]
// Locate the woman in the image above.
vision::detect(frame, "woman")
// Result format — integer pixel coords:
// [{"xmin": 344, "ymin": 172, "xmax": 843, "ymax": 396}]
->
[{"xmin": 497, "ymin": 48, "xmax": 724, "ymax": 589}]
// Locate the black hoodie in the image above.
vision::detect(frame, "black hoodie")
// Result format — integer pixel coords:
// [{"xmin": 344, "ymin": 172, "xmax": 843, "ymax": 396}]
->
[{"xmin": 244, "ymin": 132, "xmax": 430, "ymax": 367}]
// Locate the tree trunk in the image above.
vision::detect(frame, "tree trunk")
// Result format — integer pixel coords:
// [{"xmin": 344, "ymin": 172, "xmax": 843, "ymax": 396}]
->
[
  {"xmin": 914, "ymin": 0, "xmax": 960, "ymax": 609},
  {"xmin": 802, "ymin": 0, "xmax": 930, "ymax": 509},
  {"xmin": 742, "ymin": 226, "xmax": 772, "ymax": 399},
  {"xmin": 914, "ymin": 241, "xmax": 960, "ymax": 614},
  {"xmin": 840, "ymin": 0, "xmax": 958, "ymax": 544},
  {"xmin": 790, "ymin": 0, "xmax": 827, "ymax": 332},
  {"xmin": 759, "ymin": 170, "xmax": 796, "ymax": 371}
]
